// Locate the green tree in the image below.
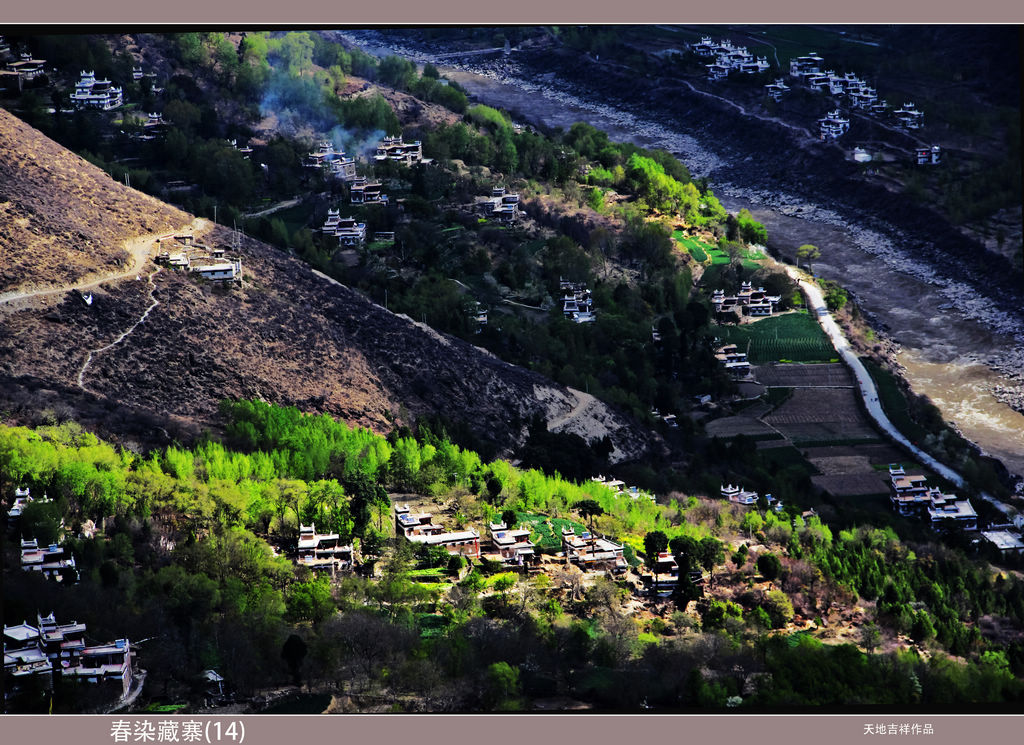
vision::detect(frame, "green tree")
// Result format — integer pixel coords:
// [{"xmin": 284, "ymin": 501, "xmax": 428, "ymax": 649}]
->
[
  {"xmin": 483, "ymin": 661, "xmax": 521, "ymax": 710},
  {"xmin": 643, "ymin": 530, "xmax": 669, "ymax": 568},
  {"xmin": 286, "ymin": 578, "xmax": 336, "ymax": 623},
  {"xmin": 501, "ymin": 509, "xmax": 518, "ymax": 529},
  {"xmin": 757, "ymin": 552, "xmax": 783, "ymax": 584},
  {"xmin": 797, "ymin": 244, "xmax": 821, "ymax": 274},
  {"xmin": 698, "ymin": 536, "xmax": 725, "ymax": 588}
]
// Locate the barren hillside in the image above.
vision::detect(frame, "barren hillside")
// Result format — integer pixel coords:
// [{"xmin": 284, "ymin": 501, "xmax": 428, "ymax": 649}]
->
[
  {"xmin": 0, "ymin": 111, "xmax": 651, "ymax": 461},
  {"xmin": 0, "ymin": 108, "xmax": 189, "ymax": 294}
]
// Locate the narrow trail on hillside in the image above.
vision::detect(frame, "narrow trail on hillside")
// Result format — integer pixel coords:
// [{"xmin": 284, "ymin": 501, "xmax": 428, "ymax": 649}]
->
[
  {"xmin": 547, "ymin": 389, "xmax": 598, "ymax": 431},
  {"xmin": 76, "ymin": 266, "xmax": 162, "ymax": 393},
  {"xmin": 0, "ymin": 217, "xmax": 207, "ymax": 309},
  {"xmin": 673, "ymin": 78, "xmax": 814, "ymax": 139}
]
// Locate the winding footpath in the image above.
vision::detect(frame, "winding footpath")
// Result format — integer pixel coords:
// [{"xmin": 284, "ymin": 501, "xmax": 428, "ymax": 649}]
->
[
  {"xmin": 786, "ymin": 265, "xmax": 1013, "ymax": 518},
  {"xmin": 0, "ymin": 217, "xmax": 208, "ymax": 309},
  {"xmin": 76, "ymin": 266, "xmax": 162, "ymax": 393}
]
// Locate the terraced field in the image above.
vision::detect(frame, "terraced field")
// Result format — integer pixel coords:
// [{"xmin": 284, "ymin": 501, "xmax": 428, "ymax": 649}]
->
[
  {"xmin": 673, "ymin": 230, "xmax": 712, "ymax": 262},
  {"xmin": 713, "ymin": 312, "xmax": 836, "ymax": 363}
]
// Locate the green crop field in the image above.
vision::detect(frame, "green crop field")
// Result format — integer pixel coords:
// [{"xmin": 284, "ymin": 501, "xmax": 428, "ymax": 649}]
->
[
  {"xmin": 518, "ymin": 512, "xmax": 586, "ymax": 551},
  {"xmin": 713, "ymin": 312, "xmax": 836, "ymax": 363},
  {"xmin": 673, "ymin": 231, "xmax": 712, "ymax": 263}
]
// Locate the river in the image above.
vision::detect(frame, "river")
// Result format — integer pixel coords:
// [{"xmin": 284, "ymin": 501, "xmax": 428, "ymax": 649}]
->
[{"xmin": 338, "ymin": 31, "xmax": 1024, "ymax": 484}]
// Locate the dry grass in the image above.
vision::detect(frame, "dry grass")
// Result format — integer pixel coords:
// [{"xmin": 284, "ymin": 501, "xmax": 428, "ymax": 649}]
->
[{"xmin": 0, "ymin": 108, "xmax": 189, "ymax": 293}]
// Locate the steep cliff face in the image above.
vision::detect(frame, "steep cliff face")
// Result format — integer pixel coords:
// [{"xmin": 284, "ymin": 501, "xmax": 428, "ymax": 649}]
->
[{"xmin": 0, "ymin": 110, "xmax": 652, "ymax": 461}]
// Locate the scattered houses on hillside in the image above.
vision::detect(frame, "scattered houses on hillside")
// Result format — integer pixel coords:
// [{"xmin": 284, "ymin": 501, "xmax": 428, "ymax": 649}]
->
[
  {"xmin": 474, "ymin": 186, "xmax": 521, "ymax": 223},
  {"xmin": 155, "ymin": 234, "xmax": 243, "ymax": 283},
  {"xmin": 560, "ymin": 277, "xmax": 595, "ymax": 323},
  {"xmin": 695, "ymin": 37, "xmax": 770, "ymax": 80},
  {"xmin": 591, "ymin": 475, "xmax": 656, "ymax": 502},
  {"xmin": 721, "ymin": 483, "xmax": 784, "ymax": 512},
  {"xmin": 305, "ymin": 141, "xmax": 357, "ymax": 180}
]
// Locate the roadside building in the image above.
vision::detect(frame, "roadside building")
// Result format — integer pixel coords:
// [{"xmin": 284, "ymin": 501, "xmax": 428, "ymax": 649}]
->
[{"xmin": 980, "ymin": 530, "xmax": 1024, "ymax": 557}]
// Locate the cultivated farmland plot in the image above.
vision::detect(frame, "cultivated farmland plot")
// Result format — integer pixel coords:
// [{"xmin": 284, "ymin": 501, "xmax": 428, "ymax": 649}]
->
[
  {"xmin": 754, "ymin": 362, "xmax": 853, "ymax": 388},
  {"xmin": 704, "ymin": 415, "xmax": 780, "ymax": 439},
  {"xmin": 811, "ymin": 473, "xmax": 892, "ymax": 497},
  {"xmin": 713, "ymin": 312, "xmax": 836, "ymax": 364},
  {"xmin": 763, "ymin": 387, "xmax": 879, "ymax": 442}
]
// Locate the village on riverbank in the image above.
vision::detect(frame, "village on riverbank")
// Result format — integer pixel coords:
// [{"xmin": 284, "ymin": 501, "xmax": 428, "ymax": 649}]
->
[{"xmin": 3, "ymin": 28, "xmax": 1023, "ymax": 715}]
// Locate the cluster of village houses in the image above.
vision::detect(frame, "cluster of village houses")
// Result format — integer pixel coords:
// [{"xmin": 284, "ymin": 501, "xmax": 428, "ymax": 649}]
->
[
  {"xmin": 691, "ymin": 38, "xmax": 939, "ymax": 163},
  {"xmin": 720, "ymin": 483, "xmax": 786, "ymax": 512},
  {"xmin": 692, "ymin": 37, "xmax": 770, "ymax": 80},
  {"xmin": 4, "ymin": 486, "xmax": 134, "ymax": 709},
  {"xmin": 154, "ymin": 231, "xmax": 244, "ymax": 283},
  {"xmin": 7, "ymin": 487, "xmax": 79, "ymax": 583},
  {"xmin": 3, "ymin": 613, "xmax": 134, "ymax": 709},
  {"xmin": 294, "ymin": 484, "xmax": 671, "ymax": 585},
  {"xmin": 316, "ymin": 136, "xmax": 432, "ymax": 247},
  {"xmin": 885, "ymin": 464, "xmax": 1024, "ymax": 556},
  {"xmin": 888, "ymin": 464, "xmax": 978, "ymax": 531},
  {"xmin": 788, "ymin": 51, "xmax": 940, "ymax": 163}
]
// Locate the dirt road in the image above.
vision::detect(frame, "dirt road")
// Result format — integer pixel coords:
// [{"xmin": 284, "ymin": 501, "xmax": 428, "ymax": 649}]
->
[{"xmin": 0, "ymin": 217, "xmax": 210, "ymax": 310}]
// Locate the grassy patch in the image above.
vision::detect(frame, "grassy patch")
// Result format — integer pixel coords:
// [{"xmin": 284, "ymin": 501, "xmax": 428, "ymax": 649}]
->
[
  {"xmin": 416, "ymin": 613, "xmax": 450, "ymax": 639},
  {"xmin": 861, "ymin": 358, "xmax": 932, "ymax": 446},
  {"xmin": 713, "ymin": 312, "xmax": 836, "ymax": 363},
  {"xmin": 518, "ymin": 512, "xmax": 586, "ymax": 551},
  {"xmin": 674, "ymin": 232, "xmax": 713, "ymax": 263}
]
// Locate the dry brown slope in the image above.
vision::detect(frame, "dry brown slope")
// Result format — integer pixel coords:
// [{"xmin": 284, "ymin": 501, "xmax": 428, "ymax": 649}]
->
[
  {"xmin": 0, "ymin": 111, "xmax": 652, "ymax": 462},
  {"xmin": 0, "ymin": 107, "xmax": 190, "ymax": 294}
]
